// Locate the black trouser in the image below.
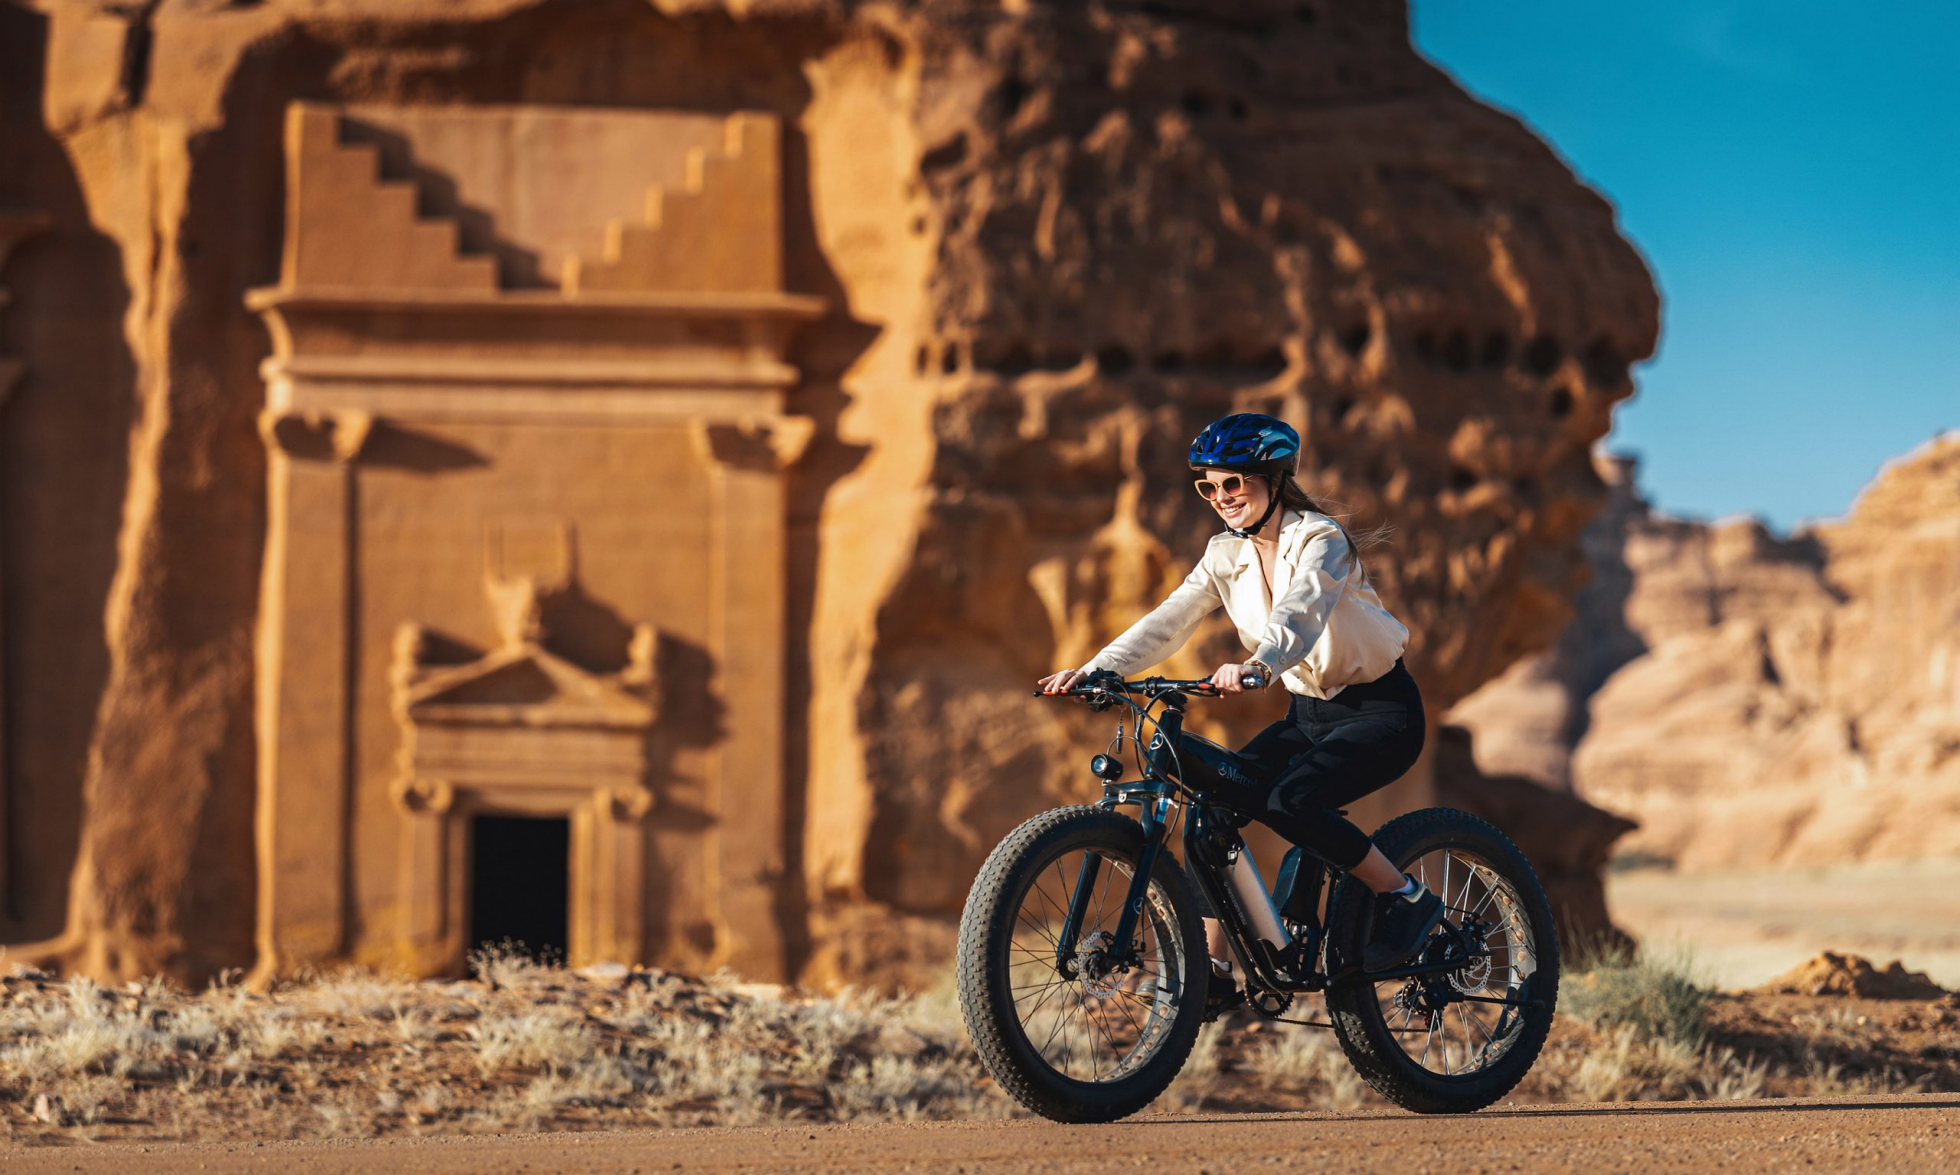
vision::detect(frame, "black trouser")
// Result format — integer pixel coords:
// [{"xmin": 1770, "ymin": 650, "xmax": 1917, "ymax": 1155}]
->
[{"xmin": 1232, "ymin": 657, "xmax": 1426, "ymax": 871}]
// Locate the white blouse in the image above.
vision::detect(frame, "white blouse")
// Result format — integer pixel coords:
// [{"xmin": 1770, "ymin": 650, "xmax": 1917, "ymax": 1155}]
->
[{"xmin": 1078, "ymin": 509, "xmax": 1409, "ymax": 699}]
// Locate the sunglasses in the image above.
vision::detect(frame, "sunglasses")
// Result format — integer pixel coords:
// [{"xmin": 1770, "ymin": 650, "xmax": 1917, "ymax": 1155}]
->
[{"xmin": 1193, "ymin": 473, "xmax": 1255, "ymax": 501}]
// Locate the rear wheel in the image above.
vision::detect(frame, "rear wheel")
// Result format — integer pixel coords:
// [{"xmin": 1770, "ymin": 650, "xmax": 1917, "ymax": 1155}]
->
[
  {"xmin": 955, "ymin": 806, "xmax": 1208, "ymax": 1122},
  {"xmin": 1323, "ymin": 807, "xmax": 1560, "ymax": 1114}
]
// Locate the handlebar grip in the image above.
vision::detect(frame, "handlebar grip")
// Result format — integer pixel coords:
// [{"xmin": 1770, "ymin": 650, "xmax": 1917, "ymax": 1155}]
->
[{"xmin": 1244, "ymin": 671, "xmax": 1267, "ymax": 691}]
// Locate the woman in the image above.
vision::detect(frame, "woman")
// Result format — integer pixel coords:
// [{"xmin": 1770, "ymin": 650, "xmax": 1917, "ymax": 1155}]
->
[{"xmin": 1038, "ymin": 412, "xmax": 1440, "ymax": 995}]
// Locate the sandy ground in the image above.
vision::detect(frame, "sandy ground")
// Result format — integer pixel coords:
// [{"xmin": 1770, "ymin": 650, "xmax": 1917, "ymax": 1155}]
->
[
  {"xmin": 4, "ymin": 1095, "xmax": 1955, "ymax": 1174},
  {"xmin": 1607, "ymin": 857, "xmax": 1960, "ymax": 989}
]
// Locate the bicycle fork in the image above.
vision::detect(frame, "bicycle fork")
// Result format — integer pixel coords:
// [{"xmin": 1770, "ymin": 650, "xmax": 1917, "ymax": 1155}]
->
[{"xmin": 1055, "ymin": 798, "xmax": 1171, "ymax": 975}]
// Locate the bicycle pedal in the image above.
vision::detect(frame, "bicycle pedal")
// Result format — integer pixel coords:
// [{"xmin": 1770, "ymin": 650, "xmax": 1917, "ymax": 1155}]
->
[{"xmin": 1201, "ymin": 994, "xmax": 1244, "ymax": 1023}]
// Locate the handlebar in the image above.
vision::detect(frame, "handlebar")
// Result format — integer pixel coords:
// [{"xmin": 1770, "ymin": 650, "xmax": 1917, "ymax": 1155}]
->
[{"xmin": 1031, "ymin": 669, "xmax": 1267, "ymax": 703}]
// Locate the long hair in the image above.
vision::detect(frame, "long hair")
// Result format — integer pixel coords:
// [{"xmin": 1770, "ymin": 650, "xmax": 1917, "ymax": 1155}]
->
[{"xmin": 1270, "ymin": 473, "xmax": 1393, "ymax": 580}]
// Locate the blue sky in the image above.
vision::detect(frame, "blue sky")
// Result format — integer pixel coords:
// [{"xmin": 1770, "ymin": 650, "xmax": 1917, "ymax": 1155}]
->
[{"xmin": 1411, "ymin": 1, "xmax": 1959, "ymax": 532}]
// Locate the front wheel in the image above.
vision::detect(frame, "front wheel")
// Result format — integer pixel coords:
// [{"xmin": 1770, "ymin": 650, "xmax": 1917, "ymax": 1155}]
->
[
  {"xmin": 955, "ymin": 806, "xmax": 1208, "ymax": 1122},
  {"xmin": 1323, "ymin": 807, "xmax": 1561, "ymax": 1114}
]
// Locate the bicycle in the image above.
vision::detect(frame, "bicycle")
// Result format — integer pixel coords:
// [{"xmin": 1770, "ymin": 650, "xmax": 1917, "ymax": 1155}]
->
[{"xmin": 954, "ymin": 669, "xmax": 1560, "ymax": 1121}]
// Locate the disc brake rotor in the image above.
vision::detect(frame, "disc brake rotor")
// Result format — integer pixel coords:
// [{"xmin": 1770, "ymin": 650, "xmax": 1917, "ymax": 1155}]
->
[
  {"xmin": 1074, "ymin": 931, "xmax": 1122, "ymax": 1000},
  {"xmin": 1448, "ymin": 917, "xmax": 1494, "ymax": 993}
]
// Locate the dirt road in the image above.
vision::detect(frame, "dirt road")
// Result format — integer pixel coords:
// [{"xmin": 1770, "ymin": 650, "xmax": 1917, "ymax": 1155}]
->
[{"xmin": 8, "ymin": 1094, "xmax": 1955, "ymax": 1174}]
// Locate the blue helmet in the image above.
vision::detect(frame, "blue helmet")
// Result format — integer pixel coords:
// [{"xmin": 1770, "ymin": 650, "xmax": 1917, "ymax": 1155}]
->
[{"xmin": 1188, "ymin": 413, "xmax": 1300, "ymax": 478}]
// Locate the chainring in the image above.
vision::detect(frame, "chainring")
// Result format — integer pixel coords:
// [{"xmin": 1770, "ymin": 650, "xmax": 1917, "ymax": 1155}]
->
[{"xmin": 1249, "ymin": 988, "xmax": 1294, "ymax": 1018}]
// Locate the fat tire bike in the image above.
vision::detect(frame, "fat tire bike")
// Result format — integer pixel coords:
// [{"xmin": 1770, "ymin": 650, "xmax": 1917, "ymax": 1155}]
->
[{"xmin": 955, "ymin": 669, "xmax": 1560, "ymax": 1122}]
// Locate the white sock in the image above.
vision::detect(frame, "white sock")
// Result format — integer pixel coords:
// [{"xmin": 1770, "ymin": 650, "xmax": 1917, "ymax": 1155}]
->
[{"xmin": 1389, "ymin": 874, "xmax": 1417, "ymax": 898}]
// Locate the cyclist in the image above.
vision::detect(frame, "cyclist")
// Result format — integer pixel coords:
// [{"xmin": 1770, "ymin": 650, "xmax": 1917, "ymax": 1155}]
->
[{"xmin": 1037, "ymin": 412, "xmax": 1440, "ymax": 996}]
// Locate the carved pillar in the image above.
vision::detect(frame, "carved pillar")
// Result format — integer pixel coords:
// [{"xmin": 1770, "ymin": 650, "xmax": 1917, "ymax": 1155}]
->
[
  {"xmin": 390, "ymin": 773, "xmax": 454, "ymax": 963},
  {"xmin": 252, "ymin": 408, "xmax": 373, "ymax": 978},
  {"xmin": 691, "ymin": 418, "xmax": 812, "ymax": 979},
  {"xmin": 0, "ymin": 209, "xmax": 49, "ymax": 920}
]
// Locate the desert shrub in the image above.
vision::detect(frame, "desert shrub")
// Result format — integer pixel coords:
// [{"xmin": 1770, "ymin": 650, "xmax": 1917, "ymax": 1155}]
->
[
  {"xmin": 1562, "ymin": 938, "xmax": 1709, "ymax": 1048},
  {"xmin": 1562, "ymin": 1024, "xmax": 1701, "ymax": 1101},
  {"xmin": 1546, "ymin": 1025, "xmax": 1770, "ymax": 1102},
  {"xmin": 1162, "ymin": 1021, "xmax": 1228, "ymax": 1111},
  {"xmin": 1246, "ymin": 1028, "xmax": 1366, "ymax": 1111},
  {"xmin": 1702, "ymin": 1044, "xmax": 1770, "ymax": 1100},
  {"xmin": 467, "ymin": 1009, "xmax": 595, "ymax": 1075}
]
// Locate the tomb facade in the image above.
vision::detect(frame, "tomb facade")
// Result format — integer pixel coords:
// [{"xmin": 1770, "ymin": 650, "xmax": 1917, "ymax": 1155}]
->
[{"xmin": 247, "ymin": 105, "xmax": 820, "ymax": 976}]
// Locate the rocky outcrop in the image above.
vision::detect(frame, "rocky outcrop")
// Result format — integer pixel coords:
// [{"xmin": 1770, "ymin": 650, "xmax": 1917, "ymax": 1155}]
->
[
  {"xmin": 826, "ymin": 0, "xmax": 1660, "ymax": 945},
  {"xmin": 1431, "ymin": 725, "xmax": 1635, "ymax": 951},
  {"xmin": 1445, "ymin": 451, "xmax": 1650, "ymax": 789},
  {"xmin": 1451, "ymin": 434, "xmax": 1960, "ymax": 870},
  {"xmin": 1, "ymin": 0, "xmax": 1657, "ymax": 986}
]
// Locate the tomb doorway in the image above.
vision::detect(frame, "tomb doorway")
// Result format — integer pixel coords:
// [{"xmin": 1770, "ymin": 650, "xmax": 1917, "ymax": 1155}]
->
[{"xmin": 468, "ymin": 813, "xmax": 570, "ymax": 965}]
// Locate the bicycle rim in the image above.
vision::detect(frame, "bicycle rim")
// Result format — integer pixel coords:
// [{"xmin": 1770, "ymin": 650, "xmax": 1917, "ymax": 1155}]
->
[{"xmin": 1370, "ymin": 845, "xmax": 1541, "ymax": 1079}]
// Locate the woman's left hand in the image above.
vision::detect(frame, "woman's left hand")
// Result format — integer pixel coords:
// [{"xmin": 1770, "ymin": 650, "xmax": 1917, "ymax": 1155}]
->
[{"xmin": 1209, "ymin": 662, "xmax": 1269, "ymax": 694}]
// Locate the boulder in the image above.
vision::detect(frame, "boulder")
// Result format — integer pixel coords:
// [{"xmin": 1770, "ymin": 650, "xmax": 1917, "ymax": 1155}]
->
[{"xmin": 1757, "ymin": 951, "xmax": 1949, "ymax": 1000}]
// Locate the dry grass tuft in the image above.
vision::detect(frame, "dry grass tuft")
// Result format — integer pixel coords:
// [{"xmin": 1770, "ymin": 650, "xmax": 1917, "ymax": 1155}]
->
[
  {"xmin": 1244, "ymin": 1028, "xmax": 1366, "ymax": 1111},
  {"xmin": 1562, "ymin": 939, "xmax": 1711, "ymax": 1048}
]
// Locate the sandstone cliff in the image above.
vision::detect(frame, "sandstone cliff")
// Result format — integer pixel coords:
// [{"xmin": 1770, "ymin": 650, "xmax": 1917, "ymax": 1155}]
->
[
  {"xmin": 1452, "ymin": 434, "xmax": 1960, "ymax": 870},
  {"xmin": 0, "ymin": 0, "xmax": 1657, "ymax": 986}
]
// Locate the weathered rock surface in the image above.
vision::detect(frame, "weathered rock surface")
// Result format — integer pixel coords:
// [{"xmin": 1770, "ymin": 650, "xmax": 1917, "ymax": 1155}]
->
[
  {"xmin": 1431, "ymin": 724, "xmax": 1635, "ymax": 950},
  {"xmin": 816, "ymin": 0, "xmax": 1660, "ymax": 964},
  {"xmin": 1451, "ymin": 434, "xmax": 1960, "ymax": 871},
  {"xmin": 0, "ymin": 0, "xmax": 1657, "ymax": 986}
]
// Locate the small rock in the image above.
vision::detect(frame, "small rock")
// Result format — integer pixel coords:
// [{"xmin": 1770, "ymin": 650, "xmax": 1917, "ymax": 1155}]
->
[
  {"xmin": 31, "ymin": 1092, "xmax": 65, "ymax": 1125},
  {"xmin": 578, "ymin": 961, "xmax": 631, "ymax": 982}
]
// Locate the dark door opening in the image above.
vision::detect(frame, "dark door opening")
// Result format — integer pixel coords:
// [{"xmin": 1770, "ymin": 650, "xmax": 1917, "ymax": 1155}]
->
[{"xmin": 469, "ymin": 813, "xmax": 569, "ymax": 967}]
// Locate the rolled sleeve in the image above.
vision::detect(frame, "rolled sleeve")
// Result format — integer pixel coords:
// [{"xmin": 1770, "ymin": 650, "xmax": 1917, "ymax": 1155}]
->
[{"xmin": 1079, "ymin": 557, "xmax": 1222, "ymax": 676}]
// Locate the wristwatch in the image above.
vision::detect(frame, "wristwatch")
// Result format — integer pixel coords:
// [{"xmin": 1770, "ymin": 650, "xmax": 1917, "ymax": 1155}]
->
[{"xmin": 1243, "ymin": 658, "xmax": 1275, "ymax": 685}]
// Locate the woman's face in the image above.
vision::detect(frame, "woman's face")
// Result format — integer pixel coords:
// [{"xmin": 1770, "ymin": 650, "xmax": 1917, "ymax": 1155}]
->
[{"xmin": 1197, "ymin": 469, "xmax": 1270, "ymax": 531}]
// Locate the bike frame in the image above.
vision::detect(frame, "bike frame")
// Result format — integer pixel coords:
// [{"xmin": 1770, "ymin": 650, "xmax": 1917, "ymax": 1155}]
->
[{"xmin": 1045, "ymin": 674, "xmax": 1484, "ymax": 998}]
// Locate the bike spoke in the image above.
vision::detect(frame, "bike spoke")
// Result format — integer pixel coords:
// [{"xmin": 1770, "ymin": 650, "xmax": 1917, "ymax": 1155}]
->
[
  {"xmin": 999, "ymin": 841, "xmax": 1191, "ymax": 1086},
  {"xmin": 1453, "ymin": 855, "xmax": 1477, "ymax": 917},
  {"xmin": 1017, "ymin": 974, "xmax": 1072, "ymax": 1022},
  {"xmin": 1371, "ymin": 844, "xmax": 1543, "ymax": 1078},
  {"xmin": 1015, "ymin": 907, "xmax": 1062, "ymax": 950}
]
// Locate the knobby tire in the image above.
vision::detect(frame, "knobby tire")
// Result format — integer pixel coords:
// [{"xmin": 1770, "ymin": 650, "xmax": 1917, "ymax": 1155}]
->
[{"xmin": 955, "ymin": 806, "xmax": 1208, "ymax": 1123}]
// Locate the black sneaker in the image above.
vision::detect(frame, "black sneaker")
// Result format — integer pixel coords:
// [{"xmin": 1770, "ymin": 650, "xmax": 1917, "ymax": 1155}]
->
[
  {"xmin": 1202, "ymin": 959, "xmax": 1244, "ymax": 1022},
  {"xmin": 1364, "ymin": 877, "xmax": 1445, "ymax": 971}
]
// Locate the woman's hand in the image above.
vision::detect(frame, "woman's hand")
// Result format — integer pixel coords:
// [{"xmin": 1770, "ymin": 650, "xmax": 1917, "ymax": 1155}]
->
[
  {"xmin": 1038, "ymin": 669, "xmax": 1088, "ymax": 695},
  {"xmin": 1209, "ymin": 662, "xmax": 1270, "ymax": 694}
]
